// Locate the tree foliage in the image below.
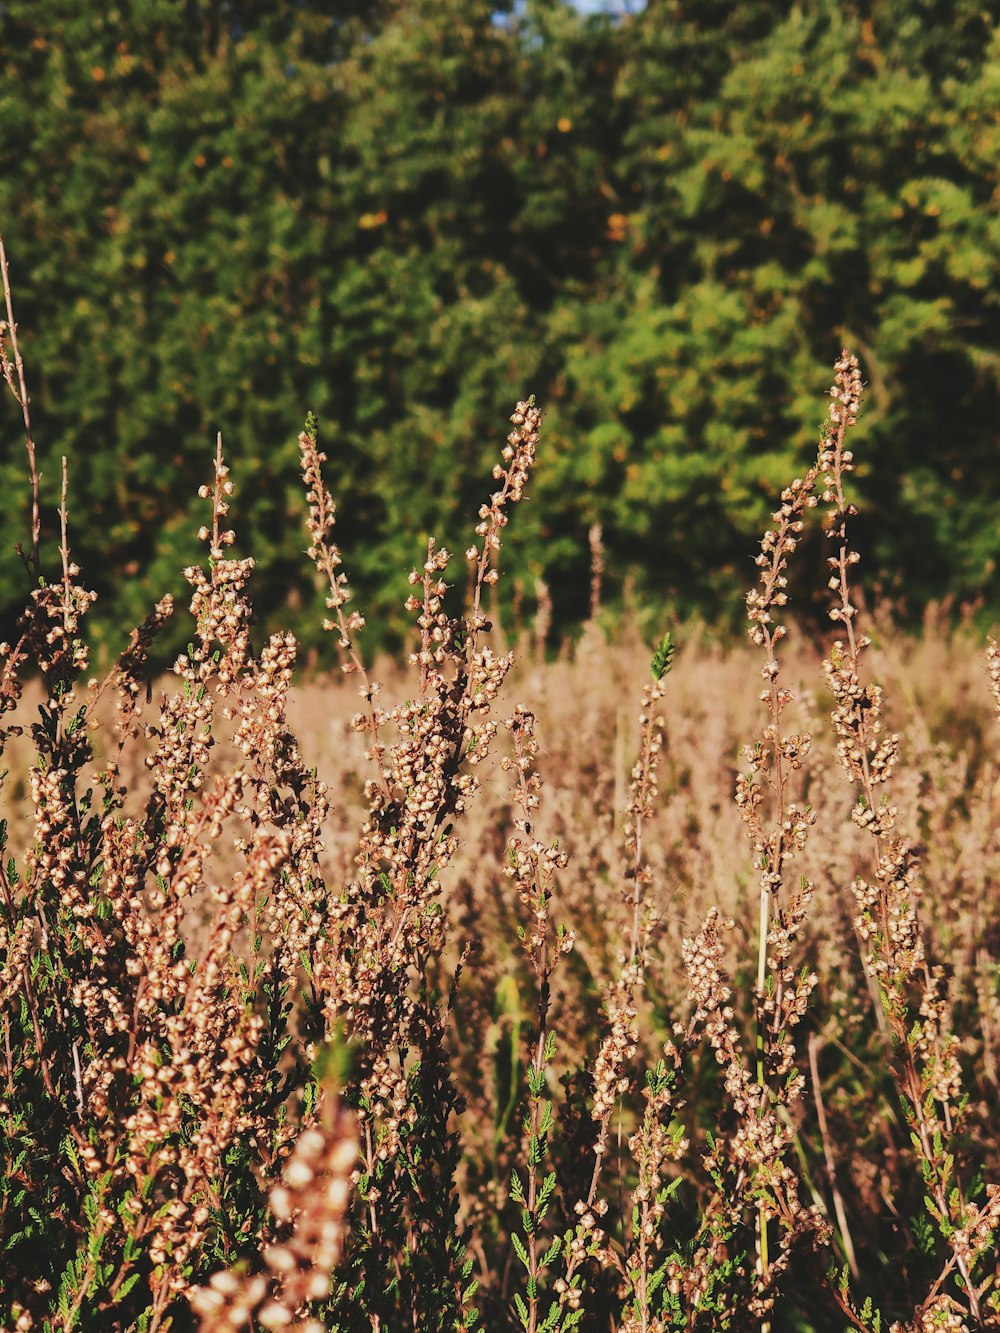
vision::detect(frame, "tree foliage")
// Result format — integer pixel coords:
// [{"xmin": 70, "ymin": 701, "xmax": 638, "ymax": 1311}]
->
[{"xmin": 1, "ymin": 0, "xmax": 998, "ymax": 652}]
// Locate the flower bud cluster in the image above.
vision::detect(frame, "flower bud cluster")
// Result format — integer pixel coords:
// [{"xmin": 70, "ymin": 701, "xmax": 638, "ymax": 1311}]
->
[
  {"xmin": 502, "ymin": 707, "xmax": 573, "ymax": 965},
  {"xmin": 591, "ymin": 999, "xmax": 638, "ymax": 1125},
  {"xmin": 466, "ymin": 399, "xmax": 541, "ymax": 623},
  {"xmin": 745, "ymin": 467, "xmax": 819, "ymax": 655},
  {"xmin": 987, "ymin": 636, "xmax": 1000, "ymax": 720},
  {"xmin": 190, "ymin": 1106, "xmax": 357, "ymax": 1331}
]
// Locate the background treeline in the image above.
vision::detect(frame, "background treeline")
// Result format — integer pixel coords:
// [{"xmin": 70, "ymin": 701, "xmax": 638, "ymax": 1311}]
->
[{"xmin": 1, "ymin": 0, "xmax": 998, "ymax": 654}]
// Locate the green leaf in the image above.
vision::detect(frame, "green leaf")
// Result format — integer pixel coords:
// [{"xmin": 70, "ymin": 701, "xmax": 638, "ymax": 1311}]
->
[{"xmin": 650, "ymin": 630, "xmax": 675, "ymax": 681}]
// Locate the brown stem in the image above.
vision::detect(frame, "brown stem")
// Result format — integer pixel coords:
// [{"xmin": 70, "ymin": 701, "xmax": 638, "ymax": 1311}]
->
[
  {"xmin": 809, "ymin": 1034, "xmax": 858, "ymax": 1279},
  {"xmin": 0, "ymin": 235, "xmax": 40, "ymax": 574}
]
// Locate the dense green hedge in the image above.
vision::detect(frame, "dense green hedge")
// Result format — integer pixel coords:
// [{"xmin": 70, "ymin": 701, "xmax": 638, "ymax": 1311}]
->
[{"xmin": 2, "ymin": 0, "xmax": 998, "ymax": 654}]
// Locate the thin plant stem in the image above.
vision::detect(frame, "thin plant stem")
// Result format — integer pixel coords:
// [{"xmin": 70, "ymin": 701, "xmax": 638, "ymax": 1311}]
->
[{"xmin": 0, "ymin": 235, "xmax": 40, "ymax": 573}]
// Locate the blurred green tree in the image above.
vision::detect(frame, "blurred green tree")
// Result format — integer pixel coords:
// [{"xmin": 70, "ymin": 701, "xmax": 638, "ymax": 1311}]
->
[
  {"xmin": 1, "ymin": 0, "xmax": 998, "ymax": 655},
  {"xmin": 545, "ymin": 0, "xmax": 1000, "ymax": 625}
]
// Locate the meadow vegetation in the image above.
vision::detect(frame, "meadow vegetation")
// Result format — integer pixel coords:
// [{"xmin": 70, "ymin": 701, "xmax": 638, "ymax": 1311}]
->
[{"xmin": 2, "ymin": 244, "xmax": 1000, "ymax": 1331}]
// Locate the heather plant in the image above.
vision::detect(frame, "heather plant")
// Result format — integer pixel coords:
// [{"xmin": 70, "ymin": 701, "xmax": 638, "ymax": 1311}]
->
[
  {"xmin": 2, "ymin": 238, "xmax": 1000, "ymax": 1333},
  {"xmin": 819, "ymin": 358, "xmax": 1000, "ymax": 1328}
]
